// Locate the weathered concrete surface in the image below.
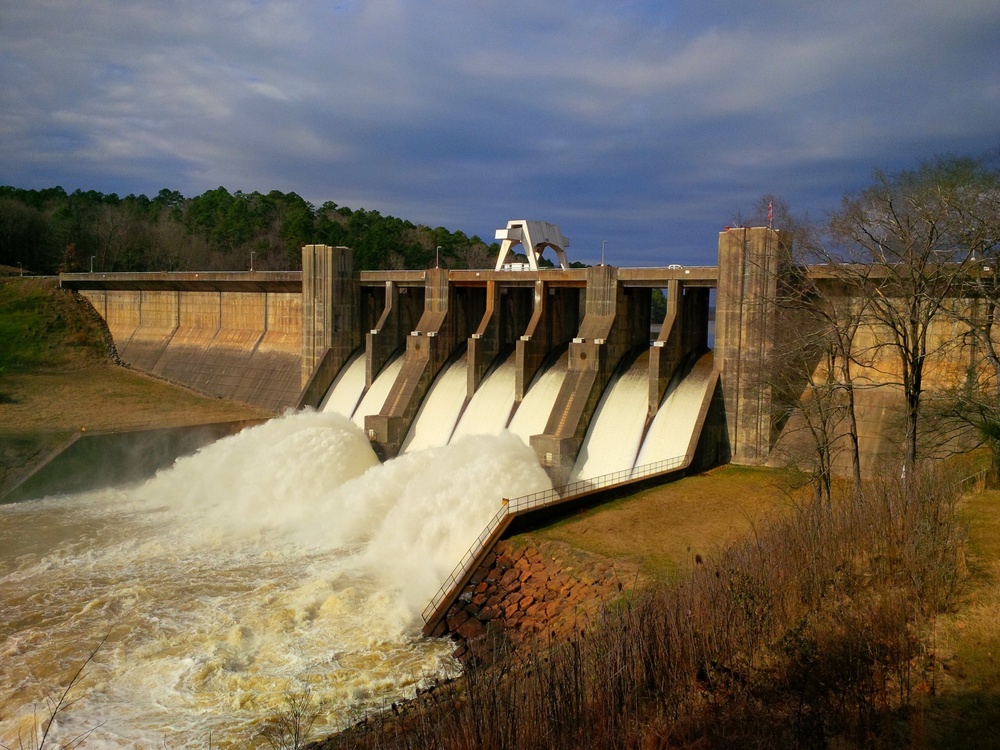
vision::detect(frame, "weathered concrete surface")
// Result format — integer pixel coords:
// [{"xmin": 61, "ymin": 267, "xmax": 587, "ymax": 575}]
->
[
  {"xmin": 61, "ymin": 271, "xmax": 301, "ymax": 292},
  {"xmin": 768, "ymin": 280, "xmax": 985, "ymax": 476},
  {"xmin": 516, "ymin": 281, "xmax": 581, "ymax": 401},
  {"xmin": 75, "ymin": 280, "xmax": 302, "ymax": 412},
  {"xmin": 531, "ymin": 265, "xmax": 652, "ymax": 485},
  {"xmin": 366, "ymin": 269, "xmax": 486, "ymax": 458},
  {"xmin": 714, "ymin": 227, "xmax": 782, "ymax": 464},
  {"xmin": 302, "ymin": 245, "xmax": 360, "ymax": 394}
]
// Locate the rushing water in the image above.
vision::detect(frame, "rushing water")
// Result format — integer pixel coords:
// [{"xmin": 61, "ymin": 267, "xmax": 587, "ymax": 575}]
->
[
  {"xmin": 401, "ymin": 353, "xmax": 470, "ymax": 454},
  {"xmin": 506, "ymin": 353, "xmax": 569, "ymax": 445},
  {"xmin": 0, "ymin": 411, "xmax": 551, "ymax": 749},
  {"xmin": 571, "ymin": 352, "xmax": 651, "ymax": 481},
  {"xmin": 451, "ymin": 351, "xmax": 518, "ymax": 442},
  {"xmin": 1, "ymin": 345, "xmax": 715, "ymax": 748},
  {"xmin": 318, "ymin": 351, "xmax": 366, "ymax": 418},
  {"xmin": 636, "ymin": 351, "xmax": 715, "ymax": 466},
  {"xmin": 348, "ymin": 356, "xmax": 403, "ymax": 429}
]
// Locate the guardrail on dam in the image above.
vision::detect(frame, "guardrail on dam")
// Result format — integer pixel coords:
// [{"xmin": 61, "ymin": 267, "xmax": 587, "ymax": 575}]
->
[{"xmin": 61, "ymin": 226, "xmax": 784, "ymax": 480}]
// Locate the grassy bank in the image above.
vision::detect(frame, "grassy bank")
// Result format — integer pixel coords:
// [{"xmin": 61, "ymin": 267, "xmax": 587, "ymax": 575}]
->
[
  {"xmin": 531, "ymin": 465, "xmax": 796, "ymax": 581},
  {"xmin": 921, "ymin": 489, "xmax": 1000, "ymax": 748}
]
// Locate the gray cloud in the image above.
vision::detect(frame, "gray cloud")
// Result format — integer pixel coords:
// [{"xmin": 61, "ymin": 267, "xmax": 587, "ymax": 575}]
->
[{"xmin": 2, "ymin": 0, "xmax": 998, "ymax": 264}]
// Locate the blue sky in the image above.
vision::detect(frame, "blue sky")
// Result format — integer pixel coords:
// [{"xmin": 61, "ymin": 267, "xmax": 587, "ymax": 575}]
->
[{"xmin": 2, "ymin": 1, "xmax": 998, "ymax": 265}]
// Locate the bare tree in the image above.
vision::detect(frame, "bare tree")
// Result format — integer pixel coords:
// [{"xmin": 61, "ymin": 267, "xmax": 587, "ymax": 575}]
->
[
  {"xmin": 767, "ymin": 269, "xmax": 871, "ymax": 498},
  {"xmin": 929, "ymin": 155, "xmax": 1000, "ymax": 472},
  {"xmin": 820, "ymin": 158, "xmax": 989, "ymax": 476},
  {"xmin": 253, "ymin": 687, "xmax": 325, "ymax": 750}
]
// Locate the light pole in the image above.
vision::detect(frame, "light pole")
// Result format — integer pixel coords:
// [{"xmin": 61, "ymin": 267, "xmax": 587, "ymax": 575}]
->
[
  {"xmin": 18, "ymin": 262, "xmax": 23, "ymax": 277},
  {"xmin": 436, "ymin": 246, "xmax": 441, "ymax": 269},
  {"xmin": 250, "ymin": 251, "xmax": 255, "ymax": 273},
  {"xmin": 90, "ymin": 256, "xmax": 95, "ymax": 274},
  {"xmin": 602, "ymin": 240, "xmax": 606, "ymax": 266}
]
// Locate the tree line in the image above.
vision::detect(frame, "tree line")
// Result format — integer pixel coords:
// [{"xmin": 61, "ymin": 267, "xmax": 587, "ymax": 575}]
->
[
  {"xmin": 746, "ymin": 151, "xmax": 1000, "ymax": 495},
  {"xmin": 0, "ymin": 186, "xmax": 502, "ymax": 275}
]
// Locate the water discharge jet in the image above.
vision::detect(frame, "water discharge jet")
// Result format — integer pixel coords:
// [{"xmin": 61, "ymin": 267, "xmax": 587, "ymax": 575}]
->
[{"xmin": 0, "ymin": 411, "xmax": 552, "ymax": 749}]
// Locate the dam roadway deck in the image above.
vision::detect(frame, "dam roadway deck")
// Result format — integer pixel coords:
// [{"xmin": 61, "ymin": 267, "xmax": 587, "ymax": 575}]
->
[{"xmin": 60, "ymin": 271, "xmax": 302, "ymax": 293}]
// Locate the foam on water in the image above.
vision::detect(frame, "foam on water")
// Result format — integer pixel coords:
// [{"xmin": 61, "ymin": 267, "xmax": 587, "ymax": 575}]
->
[
  {"xmin": 319, "ymin": 351, "xmax": 367, "ymax": 417},
  {"xmin": 0, "ymin": 411, "xmax": 551, "ymax": 749},
  {"xmin": 450, "ymin": 350, "xmax": 517, "ymax": 442},
  {"xmin": 571, "ymin": 352, "xmax": 651, "ymax": 481}
]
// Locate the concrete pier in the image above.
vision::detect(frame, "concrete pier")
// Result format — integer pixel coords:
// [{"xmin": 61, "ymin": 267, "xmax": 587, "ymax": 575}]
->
[{"xmin": 715, "ymin": 227, "xmax": 783, "ymax": 464}]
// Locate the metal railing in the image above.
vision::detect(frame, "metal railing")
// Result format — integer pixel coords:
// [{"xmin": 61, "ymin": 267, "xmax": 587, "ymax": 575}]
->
[
  {"xmin": 959, "ymin": 467, "xmax": 992, "ymax": 494},
  {"xmin": 421, "ymin": 453, "xmax": 689, "ymax": 625}
]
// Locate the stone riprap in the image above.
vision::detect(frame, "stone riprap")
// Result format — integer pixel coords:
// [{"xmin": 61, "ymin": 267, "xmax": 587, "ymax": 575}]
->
[{"xmin": 432, "ymin": 538, "xmax": 639, "ymax": 664}]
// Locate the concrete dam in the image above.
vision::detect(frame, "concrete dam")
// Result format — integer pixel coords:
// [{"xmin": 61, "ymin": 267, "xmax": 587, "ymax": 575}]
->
[
  {"xmin": 61, "ymin": 225, "xmax": 781, "ymax": 486},
  {"xmin": 0, "ymin": 226, "xmax": 790, "ymax": 746}
]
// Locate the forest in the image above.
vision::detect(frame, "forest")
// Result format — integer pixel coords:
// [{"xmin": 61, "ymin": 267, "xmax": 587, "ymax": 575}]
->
[{"xmin": 0, "ymin": 186, "xmax": 509, "ymax": 275}]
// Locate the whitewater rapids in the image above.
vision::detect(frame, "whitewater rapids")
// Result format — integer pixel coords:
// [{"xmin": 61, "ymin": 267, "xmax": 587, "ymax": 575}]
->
[{"xmin": 0, "ymin": 411, "xmax": 551, "ymax": 749}]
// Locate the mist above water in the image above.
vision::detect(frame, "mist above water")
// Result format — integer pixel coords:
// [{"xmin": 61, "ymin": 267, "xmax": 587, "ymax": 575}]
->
[{"xmin": 0, "ymin": 411, "xmax": 551, "ymax": 749}]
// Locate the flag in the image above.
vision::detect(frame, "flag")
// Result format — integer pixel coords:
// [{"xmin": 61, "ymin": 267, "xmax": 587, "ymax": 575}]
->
[{"xmin": 767, "ymin": 200, "xmax": 773, "ymax": 228}]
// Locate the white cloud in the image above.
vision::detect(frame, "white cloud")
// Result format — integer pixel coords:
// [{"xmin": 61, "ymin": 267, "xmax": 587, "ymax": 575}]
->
[{"xmin": 1, "ymin": 0, "xmax": 998, "ymax": 263}]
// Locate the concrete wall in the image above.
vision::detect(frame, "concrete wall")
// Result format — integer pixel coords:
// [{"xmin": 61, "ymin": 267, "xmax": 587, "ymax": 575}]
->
[
  {"xmin": 767, "ymin": 280, "xmax": 986, "ymax": 476},
  {"xmin": 715, "ymin": 227, "xmax": 783, "ymax": 464},
  {"xmin": 301, "ymin": 244, "xmax": 361, "ymax": 393},
  {"xmin": 714, "ymin": 228, "xmax": 990, "ymax": 475},
  {"xmin": 530, "ymin": 266, "xmax": 655, "ymax": 485},
  {"xmin": 80, "ymin": 277, "xmax": 303, "ymax": 412}
]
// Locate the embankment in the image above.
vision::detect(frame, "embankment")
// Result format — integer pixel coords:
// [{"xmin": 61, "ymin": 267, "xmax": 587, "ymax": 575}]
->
[{"xmin": 433, "ymin": 538, "xmax": 637, "ymax": 663}]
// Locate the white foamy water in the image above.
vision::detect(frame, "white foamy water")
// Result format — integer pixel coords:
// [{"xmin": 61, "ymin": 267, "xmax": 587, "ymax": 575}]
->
[
  {"xmin": 506, "ymin": 352, "xmax": 569, "ymax": 444},
  {"xmin": 450, "ymin": 351, "xmax": 517, "ymax": 442},
  {"xmin": 319, "ymin": 351, "xmax": 366, "ymax": 417},
  {"xmin": 400, "ymin": 353, "xmax": 469, "ymax": 454},
  {"xmin": 0, "ymin": 411, "xmax": 551, "ymax": 749},
  {"xmin": 571, "ymin": 352, "xmax": 651, "ymax": 481},
  {"xmin": 635, "ymin": 351, "xmax": 715, "ymax": 466},
  {"xmin": 350, "ymin": 355, "xmax": 403, "ymax": 429}
]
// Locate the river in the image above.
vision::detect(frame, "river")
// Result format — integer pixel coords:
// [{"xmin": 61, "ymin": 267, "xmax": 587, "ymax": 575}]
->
[{"xmin": 0, "ymin": 411, "xmax": 551, "ymax": 748}]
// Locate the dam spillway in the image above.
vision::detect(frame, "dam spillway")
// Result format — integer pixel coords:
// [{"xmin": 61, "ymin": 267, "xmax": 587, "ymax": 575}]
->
[
  {"xmin": 62, "ymin": 251, "xmax": 732, "ymax": 483},
  {"xmin": 0, "ymin": 413, "xmax": 556, "ymax": 747},
  {"xmin": 60, "ymin": 226, "xmax": 788, "ymax": 474}
]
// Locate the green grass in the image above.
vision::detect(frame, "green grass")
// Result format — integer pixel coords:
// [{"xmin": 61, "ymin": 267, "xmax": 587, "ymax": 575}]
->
[
  {"xmin": 528, "ymin": 465, "xmax": 799, "ymax": 580},
  {"xmin": 0, "ymin": 278, "xmax": 105, "ymax": 373}
]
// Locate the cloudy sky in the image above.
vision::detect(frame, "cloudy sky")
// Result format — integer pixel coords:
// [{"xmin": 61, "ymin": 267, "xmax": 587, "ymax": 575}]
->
[{"xmin": 2, "ymin": 1, "xmax": 998, "ymax": 266}]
